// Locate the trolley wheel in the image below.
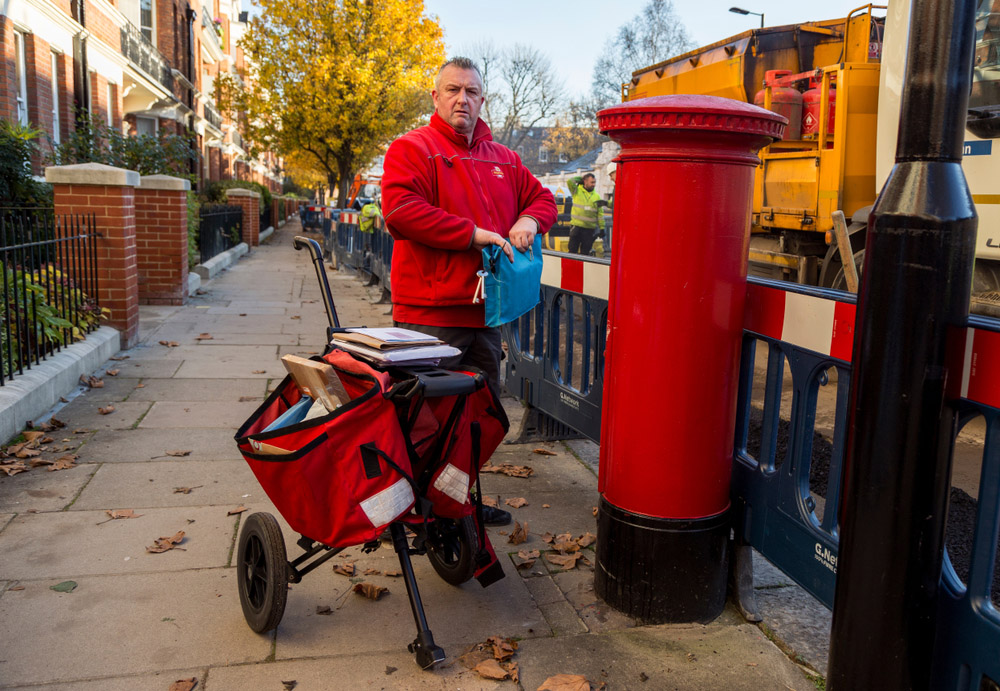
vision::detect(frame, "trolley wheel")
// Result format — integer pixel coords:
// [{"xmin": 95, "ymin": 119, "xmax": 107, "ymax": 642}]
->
[
  {"xmin": 425, "ymin": 515, "xmax": 478, "ymax": 586},
  {"xmin": 237, "ymin": 512, "xmax": 288, "ymax": 633}
]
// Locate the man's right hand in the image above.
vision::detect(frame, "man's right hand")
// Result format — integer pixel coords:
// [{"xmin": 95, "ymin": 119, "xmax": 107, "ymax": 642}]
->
[{"xmin": 472, "ymin": 227, "xmax": 514, "ymax": 262}]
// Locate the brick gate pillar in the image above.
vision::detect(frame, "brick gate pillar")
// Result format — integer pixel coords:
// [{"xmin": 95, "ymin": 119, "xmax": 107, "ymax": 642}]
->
[
  {"xmin": 46, "ymin": 163, "xmax": 140, "ymax": 349},
  {"xmin": 136, "ymin": 175, "xmax": 191, "ymax": 305},
  {"xmin": 225, "ymin": 188, "xmax": 260, "ymax": 247}
]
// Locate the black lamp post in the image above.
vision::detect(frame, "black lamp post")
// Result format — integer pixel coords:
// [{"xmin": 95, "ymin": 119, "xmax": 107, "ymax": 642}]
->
[{"xmin": 729, "ymin": 6, "xmax": 764, "ymax": 27}]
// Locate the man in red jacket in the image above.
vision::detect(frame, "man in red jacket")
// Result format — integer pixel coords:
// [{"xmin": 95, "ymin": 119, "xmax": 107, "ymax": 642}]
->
[{"xmin": 382, "ymin": 57, "xmax": 557, "ymax": 525}]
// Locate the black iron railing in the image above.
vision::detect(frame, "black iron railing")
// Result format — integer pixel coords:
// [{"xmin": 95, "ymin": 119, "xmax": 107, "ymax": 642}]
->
[
  {"xmin": 259, "ymin": 200, "xmax": 271, "ymax": 232},
  {"xmin": 0, "ymin": 208, "xmax": 101, "ymax": 385},
  {"xmin": 204, "ymin": 102, "xmax": 223, "ymax": 130},
  {"xmin": 199, "ymin": 203, "xmax": 242, "ymax": 263},
  {"xmin": 120, "ymin": 23, "xmax": 174, "ymax": 93}
]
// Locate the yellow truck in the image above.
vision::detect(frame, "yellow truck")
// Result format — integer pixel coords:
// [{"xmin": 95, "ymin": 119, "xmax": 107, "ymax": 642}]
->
[{"xmin": 625, "ymin": 3, "xmax": 1000, "ymax": 316}]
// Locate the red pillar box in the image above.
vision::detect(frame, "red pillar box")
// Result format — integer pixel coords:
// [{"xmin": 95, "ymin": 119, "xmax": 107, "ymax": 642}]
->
[
  {"xmin": 226, "ymin": 188, "xmax": 260, "ymax": 247},
  {"xmin": 46, "ymin": 163, "xmax": 141, "ymax": 350},
  {"xmin": 135, "ymin": 175, "xmax": 191, "ymax": 305},
  {"xmin": 594, "ymin": 96, "xmax": 785, "ymax": 623}
]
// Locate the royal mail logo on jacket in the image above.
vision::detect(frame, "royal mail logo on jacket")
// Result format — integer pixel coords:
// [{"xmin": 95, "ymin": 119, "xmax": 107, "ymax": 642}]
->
[{"xmin": 491, "ymin": 166, "xmax": 504, "ymax": 179}]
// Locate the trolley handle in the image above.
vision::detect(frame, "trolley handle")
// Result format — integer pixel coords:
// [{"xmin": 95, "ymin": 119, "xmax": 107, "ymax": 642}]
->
[{"xmin": 293, "ymin": 235, "xmax": 340, "ymax": 330}]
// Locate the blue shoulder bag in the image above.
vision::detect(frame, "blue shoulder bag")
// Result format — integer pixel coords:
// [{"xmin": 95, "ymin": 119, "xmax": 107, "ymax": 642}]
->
[{"xmin": 475, "ymin": 235, "xmax": 543, "ymax": 328}]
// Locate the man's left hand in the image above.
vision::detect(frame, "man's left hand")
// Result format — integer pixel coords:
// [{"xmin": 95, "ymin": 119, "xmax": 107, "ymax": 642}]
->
[{"xmin": 508, "ymin": 217, "xmax": 538, "ymax": 252}]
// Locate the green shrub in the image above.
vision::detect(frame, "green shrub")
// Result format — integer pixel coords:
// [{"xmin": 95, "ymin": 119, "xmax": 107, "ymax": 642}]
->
[
  {"xmin": 202, "ymin": 179, "xmax": 273, "ymax": 209},
  {"xmin": 0, "ymin": 121, "xmax": 52, "ymax": 206}
]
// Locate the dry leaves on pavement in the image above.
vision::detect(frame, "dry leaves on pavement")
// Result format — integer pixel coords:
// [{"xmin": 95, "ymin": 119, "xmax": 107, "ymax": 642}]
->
[
  {"xmin": 168, "ymin": 678, "xmax": 197, "ymax": 691},
  {"xmin": 480, "ymin": 462, "xmax": 534, "ymax": 478},
  {"xmin": 545, "ymin": 552, "xmax": 584, "ymax": 570},
  {"xmin": 159, "ymin": 340, "xmax": 180, "ymax": 347},
  {"xmin": 533, "ymin": 448, "xmax": 558, "ymax": 456},
  {"xmin": 474, "ymin": 659, "xmax": 509, "ymax": 680},
  {"xmin": 252, "ymin": 370, "xmax": 267, "ymax": 374},
  {"xmin": 227, "ymin": 505, "xmax": 248, "ymax": 516},
  {"xmin": 50, "ymin": 580, "xmax": 77, "ymax": 593},
  {"xmin": 333, "ymin": 563, "xmax": 356, "ymax": 577},
  {"xmin": 48, "ymin": 455, "xmax": 78, "ymax": 471},
  {"xmin": 363, "ymin": 568, "xmax": 380, "ymax": 575},
  {"xmin": 195, "ymin": 333, "xmax": 213, "ymax": 340},
  {"xmin": 107, "ymin": 369, "xmax": 120, "ymax": 376},
  {"xmin": 98, "ymin": 509, "xmax": 143, "ymax": 524},
  {"xmin": 508, "ymin": 521, "xmax": 529, "ymax": 545},
  {"xmin": 173, "ymin": 485, "xmax": 202, "ymax": 494},
  {"xmin": 80, "ymin": 374, "xmax": 104, "ymax": 388},
  {"xmin": 353, "ymin": 582, "xmax": 387, "ymax": 600},
  {"xmin": 482, "ymin": 495, "xmax": 499, "ymax": 508},
  {"xmin": 505, "ymin": 497, "xmax": 528, "ymax": 508},
  {"xmin": 578, "ymin": 532, "xmax": 596, "ymax": 548},
  {"xmin": 315, "ymin": 605, "xmax": 333, "ymax": 615},
  {"xmin": 109, "ymin": 355, "xmax": 129, "ymax": 361},
  {"xmin": 147, "ymin": 531, "xmax": 186, "ymax": 553},
  {"xmin": 384, "ymin": 570, "xmax": 402, "ymax": 577},
  {"xmin": 165, "ymin": 450, "xmax": 192, "ymax": 457},
  {"xmin": 465, "ymin": 636, "xmax": 520, "ymax": 682},
  {"xmin": 538, "ymin": 673, "xmax": 591, "ymax": 691},
  {"xmin": 98, "ymin": 404, "xmax": 115, "ymax": 415}
]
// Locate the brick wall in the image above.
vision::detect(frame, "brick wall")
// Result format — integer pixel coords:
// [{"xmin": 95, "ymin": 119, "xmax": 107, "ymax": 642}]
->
[
  {"xmin": 0, "ymin": 18, "xmax": 15, "ymax": 123},
  {"xmin": 226, "ymin": 189, "xmax": 259, "ymax": 247},
  {"xmin": 84, "ymin": 0, "xmax": 122, "ymax": 47},
  {"xmin": 135, "ymin": 183, "xmax": 189, "ymax": 305}
]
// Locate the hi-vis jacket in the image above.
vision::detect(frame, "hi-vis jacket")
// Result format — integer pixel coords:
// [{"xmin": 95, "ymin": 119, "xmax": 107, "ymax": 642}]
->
[
  {"xmin": 360, "ymin": 201, "xmax": 381, "ymax": 232},
  {"xmin": 382, "ymin": 113, "xmax": 556, "ymax": 327},
  {"xmin": 567, "ymin": 176, "xmax": 605, "ymax": 231}
]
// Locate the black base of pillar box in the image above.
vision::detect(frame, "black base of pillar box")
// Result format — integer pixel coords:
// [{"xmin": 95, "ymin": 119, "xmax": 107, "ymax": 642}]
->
[{"xmin": 594, "ymin": 496, "xmax": 730, "ymax": 624}]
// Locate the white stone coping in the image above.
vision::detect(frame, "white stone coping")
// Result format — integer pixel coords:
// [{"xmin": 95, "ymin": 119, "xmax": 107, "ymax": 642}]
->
[
  {"xmin": 139, "ymin": 175, "xmax": 191, "ymax": 191},
  {"xmin": 193, "ymin": 242, "xmax": 249, "ymax": 281},
  {"xmin": 0, "ymin": 326, "xmax": 120, "ymax": 444},
  {"xmin": 187, "ymin": 269, "xmax": 202, "ymax": 296},
  {"xmin": 259, "ymin": 226, "xmax": 274, "ymax": 242},
  {"xmin": 45, "ymin": 163, "xmax": 140, "ymax": 187},
  {"xmin": 225, "ymin": 188, "xmax": 261, "ymax": 199}
]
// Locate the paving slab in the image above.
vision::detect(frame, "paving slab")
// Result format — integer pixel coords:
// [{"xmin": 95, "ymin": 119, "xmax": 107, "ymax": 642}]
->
[
  {"xmin": 0, "ymin": 569, "xmax": 269, "ymax": 686},
  {"xmin": 173, "ymin": 358, "xmax": 286, "ymax": 379},
  {"xmin": 126, "ymin": 378, "xmax": 267, "ymax": 402},
  {"xmin": 138, "ymin": 401, "xmax": 261, "ymax": 429},
  {"xmin": 69, "ymin": 376, "xmax": 143, "ymax": 402},
  {"xmin": 48, "ymin": 399, "xmax": 154, "ymax": 431},
  {"xmin": 755, "ymin": 581, "xmax": 831, "ymax": 674},
  {"xmin": 202, "ymin": 652, "xmax": 505, "ymax": 690},
  {"xmin": 552, "ymin": 564, "xmax": 636, "ymax": 634},
  {"xmin": 0, "ymin": 462, "xmax": 96, "ymax": 513},
  {"xmin": 2, "ymin": 669, "xmax": 207, "ymax": 691},
  {"xmin": 110, "ymin": 359, "xmax": 185, "ymax": 378},
  {"xmin": 516, "ymin": 610, "xmax": 811, "ymax": 691},
  {"xmin": 72, "ymin": 460, "xmax": 260, "ymax": 510},
  {"xmin": 76, "ymin": 428, "xmax": 242, "ymax": 463},
  {"xmin": 0, "ymin": 506, "xmax": 238, "ymax": 579}
]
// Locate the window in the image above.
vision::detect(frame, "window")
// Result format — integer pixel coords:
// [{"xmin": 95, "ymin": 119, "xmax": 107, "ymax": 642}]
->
[
  {"xmin": 538, "ymin": 148, "xmax": 548, "ymax": 163},
  {"xmin": 135, "ymin": 116, "xmax": 158, "ymax": 136},
  {"xmin": 14, "ymin": 32, "xmax": 29, "ymax": 125},
  {"xmin": 50, "ymin": 52, "xmax": 60, "ymax": 144},
  {"xmin": 558, "ymin": 152, "xmax": 568, "ymax": 163},
  {"xmin": 140, "ymin": 0, "xmax": 155, "ymax": 43}
]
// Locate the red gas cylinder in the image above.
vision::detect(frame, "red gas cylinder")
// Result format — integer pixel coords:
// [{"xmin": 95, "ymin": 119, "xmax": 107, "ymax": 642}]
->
[
  {"xmin": 802, "ymin": 76, "xmax": 836, "ymax": 140},
  {"xmin": 595, "ymin": 95, "xmax": 784, "ymax": 623},
  {"xmin": 753, "ymin": 69, "xmax": 803, "ymax": 140}
]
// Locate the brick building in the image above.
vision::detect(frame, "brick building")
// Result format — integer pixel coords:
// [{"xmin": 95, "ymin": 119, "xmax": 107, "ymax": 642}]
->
[{"xmin": 1, "ymin": 0, "xmax": 281, "ymax": 192}]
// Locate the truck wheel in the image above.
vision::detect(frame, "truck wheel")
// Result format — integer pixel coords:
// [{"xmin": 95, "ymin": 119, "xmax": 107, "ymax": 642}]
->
[
  {"xmin": 831, "ymin": 249, "xmax": 865, "ymax": 292},
  {"xmin": 820, "ymin": 223, "xmax": 866, "ymax": 288}
]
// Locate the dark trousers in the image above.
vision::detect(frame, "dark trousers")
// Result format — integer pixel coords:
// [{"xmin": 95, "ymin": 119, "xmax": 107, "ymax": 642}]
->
[
  {"xmin": 393, "ymin": 321, "xmax": 503, "ymax": 393},
  {"xmin": 567, "ymin": 225, "xmax": 596, "ymax": 255}
]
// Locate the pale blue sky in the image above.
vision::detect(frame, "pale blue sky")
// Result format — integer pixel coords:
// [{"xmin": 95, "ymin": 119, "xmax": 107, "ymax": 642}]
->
[{"xmin": 423, "ymin": 0, "xmax": 883, "ymax": 98}]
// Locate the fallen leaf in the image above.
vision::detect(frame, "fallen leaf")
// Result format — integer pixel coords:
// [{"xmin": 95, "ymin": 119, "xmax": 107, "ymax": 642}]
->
[
  {"xmin": 166, "ymin": 450, "xmax": 192, "ymax": 457},
  {"xmin": 474, "ymin": 659, "xmax": 510, "ymax": 680},
  {"xmin": 15, "ymin": 447, "xmax": 40, "ymax": 459},
  {"xmin": 593, "ymin": 506, "xmax": 599, "ymax": 517},
  {"xmin": 227, "ymin": 505, "xmax": 248, "ymax": 516},
  {"xmin": 516, "ymin": 559, "xmax": 536, "ymax": 570},
  {"xmin": 554, "ymin": 541, "xmax": 581, "ymax": 553},
  {"xmin": 146, "ymin": 531, "xmax": 186, "ymax": 553},
  {"xmin": 80, "ymin": 374, "xmax": 104, "ymax": 388},
  {"xmin": 517, "ymin": 549, "xmax": 540, "ymax": 559},
  {"xmin": 40, "ymin": 418, "xmax": 65, "ymax": 431},
  {"xmin": 545, "ymin": 552, "xmax": 583, "ymax": 570},
  {"xmin": 508, "ymin": 521, "xmax": 529, "ymax": 545},
  {"xmin": 480, "ymin": 462, "xmax": 533, "ymax": 478},
  {"xmin": 533, "ymin": 448, "xmax": 558, "ymax": 456},
  {"xmin": 159, "ymin": 340, "xmax": 179, "ymax": 347},
  {"xmin": 105, "ymin": 509, "xmax": 143, "ymax": 520},
  {"xmin": 73, "ymin": 428, "xmax": 89, "ymax": 434},
  {"xmin": 22, "ymin": 431, "xmax": 44, "ymax": 442},
  {"xmin": 252, "ymin": 370, "xmax": 266, "ymax": 374},
  {"xmin": 482, "ymin": 495, "xmax": 499, "ymax": 508},
  {"xmin": 385, "ymin": 665, "xmax": 397, "ymax": 675},
  {"xmin": 173, "ymin": 485, "xmax": 202, "ymax": 494},
  {"xmin": 238, "ymin": 396, "xmax": 258, "ymax": 402},
  {"xmin": 49, "ymin": 580, "xmax": 77, "ymax": 593},
  {"xmin": 195, "ymin": 333, "xmax": 214, "ymax": 340},
  {"xmin": 107, "ymin": 369, "xmax": 120, "ymax": 376},
  {"xmin": 333, "ymin": 563, "xmax": 356, "ymax": 577},
  {"xmin": 353, "ymin": 582, "xmax": 388, "ymax": 600},
  {"xmin": 537, "ymin": 673, "xmax": 591, "ymax": 690},
  {"xmin": 48, "ymin": 455, "xmax": 77, "ymax": 471},
  {"xmin": 109, "ymin": 355, "xmax": 130, "ymax": 361},
  {"xmin": 98, "ymin": 404, "xmax": 115, "ymax": 415},
  {"xmin": 290, "ymin": 315, "xmax": 301, "ymax": 320},
  {"xmin": 363, "ymin": 568, "xmax": 380, "ymax": 575},
  {"xmin": 0, "ymin": 462, "xmax": 28, "ymax": 475},
  {"xmin": 8, "ymin": 585, "xmax": 24, "ymax": 591},
  {"xmin": 384, "ymin": 570, "xmax": 402, "ymax": 577},
  {"xmin": 315, "ymin": 605, "xmax": 332, "ymax": 615},
  {"xmin": 488, "ymin": 635, "xmax": 518, "ymax": 661},
  {"xmin": 505, "ymin": 497, "xmax": 528, "ymax": 508},
  {"xmin": 543, "ymin": 504, "xmax": 551, "ymax": 508},
  {"xmin": 686, "ymin": 652, "xmax": 697, "ymax": 662},
  {"xmin": 282, "ymin": 681, "xmax": 297, "ymax": 691},
  {"xmin": 136, "ymin": 383, "xmax": 145, "ymax": 388},
  {"xmin": 555, "ymin": 533, "xmax": 573, "ymax": 543},
  {"xmin": 541, "ymin": 532, "xmax": 554, "ymax": 544},
  {"xmin": 169, "ymin": 679, "xmax": 197, "ymax": 691},
  {"xmin": 578, "ymin": 532, "xmax": 596, "ymax": 548},
  {"xmin": 39, "ymin": 436, "xmax": 54, "ymax": 444}
]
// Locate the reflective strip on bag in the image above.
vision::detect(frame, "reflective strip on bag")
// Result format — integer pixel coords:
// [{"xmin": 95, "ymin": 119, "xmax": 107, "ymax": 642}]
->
[
  {"xmin": 360, "ymin": 477, "xmax": 414, "ymax": 526},
  {"xmin": 432, "ymin": 463, "xmax": 470, "ymax": 505}
]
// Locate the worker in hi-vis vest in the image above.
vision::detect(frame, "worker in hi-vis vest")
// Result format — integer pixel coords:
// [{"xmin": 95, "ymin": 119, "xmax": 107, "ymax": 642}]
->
[
  {"xmin": 360, "ymin": 194, "xmax": 383, "ymax": 233},
  {"xmin": 567, "ymin": 173, "xmax": 606, "ymax": 255}
]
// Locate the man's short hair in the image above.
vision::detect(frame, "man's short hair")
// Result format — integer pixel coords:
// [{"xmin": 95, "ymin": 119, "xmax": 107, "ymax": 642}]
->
[
  {"xmin": 582, "ymin": 173, "xmax": 596, "ymax": 182},
  {"xmin": 436, "ymin": 57, "xmax": 483, "ymax": 91}
]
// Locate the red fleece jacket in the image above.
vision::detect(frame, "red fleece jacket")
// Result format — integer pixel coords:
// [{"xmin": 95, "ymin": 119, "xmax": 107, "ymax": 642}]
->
[{"xmin": 382, "ymin": 113, "xmax": 556, "ymax": 327}]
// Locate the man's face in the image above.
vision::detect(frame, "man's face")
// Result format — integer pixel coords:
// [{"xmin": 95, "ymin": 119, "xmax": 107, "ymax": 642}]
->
[
  {"xmin": 583, "ymin": 176, "xmax": 596, "ymax": 192},
  {"xmin": 432, "ymin": 66, "xmax": 485, "ymax": 137}
]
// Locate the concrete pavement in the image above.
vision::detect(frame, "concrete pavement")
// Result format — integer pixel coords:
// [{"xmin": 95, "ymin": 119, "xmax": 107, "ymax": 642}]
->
[{"xmin": 0, "ymin": 219, "xmax": 818, "ymax": 690}]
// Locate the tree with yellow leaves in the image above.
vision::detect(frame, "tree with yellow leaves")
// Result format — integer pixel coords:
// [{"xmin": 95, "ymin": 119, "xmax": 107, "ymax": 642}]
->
[{"xmin": 218, "ymin": 0, "xmax": 444, "ymax": 206}]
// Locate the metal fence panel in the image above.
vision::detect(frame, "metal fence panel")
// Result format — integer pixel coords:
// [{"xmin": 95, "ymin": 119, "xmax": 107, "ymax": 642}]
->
[{"xmin": 199, "ymin": 204, "xmax": 242, "ymax": 264}]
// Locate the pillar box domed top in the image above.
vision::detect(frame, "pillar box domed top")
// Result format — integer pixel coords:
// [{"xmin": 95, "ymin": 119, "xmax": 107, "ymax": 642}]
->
[{"xmin": 598, "ymin": 95, "xmax": 786, "ymax": 163}]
